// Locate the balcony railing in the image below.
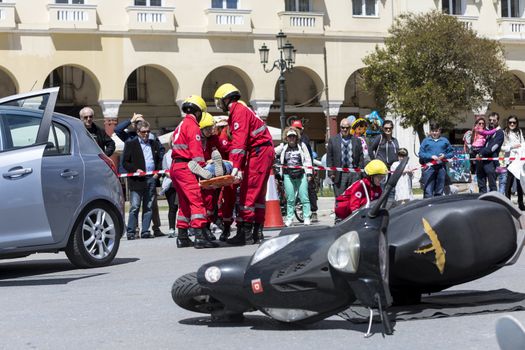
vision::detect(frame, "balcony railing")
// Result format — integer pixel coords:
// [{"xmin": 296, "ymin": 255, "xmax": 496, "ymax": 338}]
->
[
  {"xmin": 0, "ymin": 3, "xmax": 16, "ymax": 29},
  {"xmin": 278, "ymin": 11, "xmax": 324, "ymax": 34},
  {"xmin": 47, "ymin": 4, "xmax": 97, "ymax": 30},
  {"xmin": 454, "ymin": 15, "xmax": 477, "ymax": 31},
  {"xmin": 205, "ymin": 9, "xmax": 251, "ymax": 33},
  {"xmin": 126, "ymin": 6, "xmax": 175, "ymax": 32},
  {"xmin": 497, "ymin": 18, "xmax": 525, "ymax": 40}
]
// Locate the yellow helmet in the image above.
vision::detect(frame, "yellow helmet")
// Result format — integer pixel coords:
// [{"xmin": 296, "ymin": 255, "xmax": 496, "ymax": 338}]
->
[
  {"xmin": 182, "ymin": 95, "xmax": 207, "ymax": 114},
  {"xmin": 214, "ymin": 83, "xmax": 241, "ymax": 111},
  {"xmin": 199, "ymin": 112, "xmax": 215, "ymax": 129},
  {"xmin": 364, "ymin": 159, "xmax": 388, "ymax": 176}
]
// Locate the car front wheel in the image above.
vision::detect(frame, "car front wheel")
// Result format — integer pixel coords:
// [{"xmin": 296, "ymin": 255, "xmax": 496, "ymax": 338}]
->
[{"xmin": 65, "ymin": 203, "xmax": 121, "ymax": 268}]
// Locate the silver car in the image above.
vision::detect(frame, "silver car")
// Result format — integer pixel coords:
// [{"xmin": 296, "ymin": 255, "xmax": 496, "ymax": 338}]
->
[{"xmin": 0, "ymin": 88, "xmax": 124, "ymax": 268}]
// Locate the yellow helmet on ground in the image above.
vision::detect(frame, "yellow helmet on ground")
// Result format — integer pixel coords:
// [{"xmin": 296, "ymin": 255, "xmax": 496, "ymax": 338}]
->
[
  {"xmin": 214, "ymin": 83, "xmax": 241, "ymax": 111},
  {"xmin": 199, "ymin": 112, "xmax": 215, "ymax": 129},
  {"xmin": 364, "ymin": 159, "xmax": 388, "ymax": 176},
  {"xmin": 182, "ymin": 95, "xmax": 207, "ymax": 114}
]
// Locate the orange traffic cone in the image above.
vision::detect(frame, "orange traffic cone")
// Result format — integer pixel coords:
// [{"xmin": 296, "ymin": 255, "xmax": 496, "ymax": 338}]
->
[{"xmin": 264, "ymin": 168, "xmax": 284, "ymax": 229}]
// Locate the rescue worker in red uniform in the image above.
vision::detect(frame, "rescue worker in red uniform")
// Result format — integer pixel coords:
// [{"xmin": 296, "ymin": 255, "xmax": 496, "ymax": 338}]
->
[
  {"xmin": 170, "ymin": 95, "xmax": 218, "ymax": 249},
  {"xmin": 214, "ymin": 115, "xmax": 237, "ymax": 242},
  {"xmin": 334, "ymin": 159, "xmax": 388, "ymax": 222},
  {"xmin": 199, "ymin": 113, "xmax": 225, "ymax": 240},
  {"xmin": 214, "ymin": 84, "xmax": 275, "ymax": 245}
]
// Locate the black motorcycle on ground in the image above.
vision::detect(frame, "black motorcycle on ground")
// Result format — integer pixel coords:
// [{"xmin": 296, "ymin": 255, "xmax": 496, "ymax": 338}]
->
[{"xmin": 172, "ymin": 157, "xmax": 525, "ymax": 335}]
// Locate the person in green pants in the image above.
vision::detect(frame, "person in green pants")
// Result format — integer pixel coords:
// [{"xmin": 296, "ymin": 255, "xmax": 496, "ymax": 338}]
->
[{"xmin": 275, "ymin": 127, "xmax": 312, "ymax": 226}]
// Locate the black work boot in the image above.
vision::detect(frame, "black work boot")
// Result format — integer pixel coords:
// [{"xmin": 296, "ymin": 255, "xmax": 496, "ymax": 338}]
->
[
  {"xmin": 219, "ymin": 222, "xmax": 231, "ymax": 242},
  {"xmin": 176, "ymin": 228, "xmax": 193, "ymax": 248},
  {"xmin": 205, "ymin": 223, "xmax": 217, "ymax": 241},
  {"xmin": 252, "ymin": 223, "xmax": 264, "ymax": 244},
  {"xmin": 193, "ymin": 228, "xmax": 219, "ymax": 249},
  {"xmin": 227, "ymin": 222, "xmax": 253, "ymax": 246}
]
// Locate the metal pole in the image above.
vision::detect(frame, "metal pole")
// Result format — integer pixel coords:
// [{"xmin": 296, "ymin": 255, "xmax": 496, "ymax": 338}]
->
[{"xmin": 279, "ymin": 70, "xmax": 286, "ymax": 131}]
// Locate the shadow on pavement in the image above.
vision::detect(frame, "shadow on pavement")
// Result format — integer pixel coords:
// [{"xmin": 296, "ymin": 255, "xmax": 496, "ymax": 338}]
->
[
  {"xmin": 0, "ymin": 257, "xmax": 139, "ymax": 287},
  {"xmin": 179, "ymin": 314, "xmax": 389, "ymax": 335}
]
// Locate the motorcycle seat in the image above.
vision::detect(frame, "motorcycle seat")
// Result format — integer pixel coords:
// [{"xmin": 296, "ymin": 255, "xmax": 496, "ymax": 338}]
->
[{"xmin": 479, "ymin": 192, "xmax": 522, "ymax": 220}]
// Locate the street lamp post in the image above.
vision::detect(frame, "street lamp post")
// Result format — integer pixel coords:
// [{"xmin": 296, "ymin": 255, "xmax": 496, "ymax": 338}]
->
[{"xmin": 259, "ymin": 31, "xmax": 296, "ymax": 132}]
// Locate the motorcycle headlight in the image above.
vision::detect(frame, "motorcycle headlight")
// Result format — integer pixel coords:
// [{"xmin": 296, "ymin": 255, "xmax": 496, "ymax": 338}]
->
[
  {"xmin": 251, "ymin": 234, "xmax": 299, "ymax": 266},
  {"xmin": 327, "ymin": 231, "xmax": 360, "ymax": 273},
  {"xmin": 263, "ymin": 308, "xmax": 318, "ymax": 322}
]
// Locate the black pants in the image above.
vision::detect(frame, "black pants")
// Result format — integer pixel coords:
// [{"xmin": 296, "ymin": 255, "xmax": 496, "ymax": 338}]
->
[
  {"xmin": 165, "ymin": 187, "xmax": 179, "ymax": 229},
  {"xmin": 477, "ymin": 160, "xmax": 497, "ymax": 193},
  {"xmin": 308, "ymin": 178, "xmax": 318, "ymax": 212},
  {"xmin": 505, "ymin": 170, "xmax": 524, "ymax": 206}
]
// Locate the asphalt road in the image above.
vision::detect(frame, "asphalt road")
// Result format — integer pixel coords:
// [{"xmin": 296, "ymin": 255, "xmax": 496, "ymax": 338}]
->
[{"xmin": 1, "ymin": 198, "xmax": 525, "ymax": 350}]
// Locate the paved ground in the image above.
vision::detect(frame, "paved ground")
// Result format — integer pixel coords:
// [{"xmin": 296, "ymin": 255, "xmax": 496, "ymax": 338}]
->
[{"xmin": 1, "ymin": 197, "xmax": 525, "ymax": 349}]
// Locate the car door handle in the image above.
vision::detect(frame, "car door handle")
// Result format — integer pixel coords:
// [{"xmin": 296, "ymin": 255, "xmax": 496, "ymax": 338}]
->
[
  {"xmin": 3, "ymin": 167, "xmax": 33, "ymax": 179},
  {"xmin": 60, "ymin": 170, "xmax": 79, "ymax": 179}
]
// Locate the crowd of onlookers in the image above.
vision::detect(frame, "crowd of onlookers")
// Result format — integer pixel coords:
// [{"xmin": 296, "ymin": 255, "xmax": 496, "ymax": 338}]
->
[{"xmin": 80, "ymin": 104, "xmax": 525, "ymax": 238}]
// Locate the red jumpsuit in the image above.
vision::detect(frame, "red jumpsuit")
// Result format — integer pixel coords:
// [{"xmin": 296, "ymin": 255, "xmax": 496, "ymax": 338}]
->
[
  {"xmin": 217, "ymin": 127, "xmax": 236, "ymax": 226},
  {"xmin": 201, "ymin": 134, "xmax": 223, "ymax": 222},
  {"xmin": 170, "ymin": 114, "xmax": 207, "ymax": 229},
  {"xmin": 334, "ymin": 177, "xmax": 382, "ymax": 220},
  {"xmin": 228, "ymin": 102, "xmax": 275, "ymax": 224}
]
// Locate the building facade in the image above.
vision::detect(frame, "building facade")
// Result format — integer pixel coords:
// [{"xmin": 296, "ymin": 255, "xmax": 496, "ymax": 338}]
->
[{"xmin": 1, "ymin": 0, "xmax": 525, "ymax": 154}]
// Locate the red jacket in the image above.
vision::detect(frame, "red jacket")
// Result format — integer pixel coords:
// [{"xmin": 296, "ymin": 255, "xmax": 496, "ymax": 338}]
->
[
  {"xmin": 171, "ymin": 114, "xmax": 206, "ymax": 166},
  {"xmin": 218, "ymin": 127, "xmax": 232, "ymax": 159},
  {"xmin": 334, "ymin": 177, "xmax": 382, "ymax": 219},
  {"xmin": 203, "ymin": 134, "xmax": 223, "ymax": 160},
  {"xmin": 228, "ymin": 102, "xmax": 273, "ymax": 169}
]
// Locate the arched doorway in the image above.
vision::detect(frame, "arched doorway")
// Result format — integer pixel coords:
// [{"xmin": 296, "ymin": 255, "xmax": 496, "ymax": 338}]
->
[
  {"xmin": 0, "ymin": 67, "xmax": 17, "ymax": 98},
  {"xmin": 119, "ymin": 65, "xmax": 180, "ymax": 132},
  {"xmin": 43, "ymin": 65, "xmax": 100, "ymax": 118},
  {"xmin": 202, "ymin": 66, "xmax": 253, "ymax": 110}
]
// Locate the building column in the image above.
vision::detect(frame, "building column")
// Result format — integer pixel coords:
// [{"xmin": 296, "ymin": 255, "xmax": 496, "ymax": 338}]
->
[
  {"xmin": 250, "ymin": 99, "xmax": 273, "ymax": 121},
  {"xmin": 98, "ymin": 99, "xmax": 122, "ymax": 136},
  {"xmin": 321, "ymin": 100, "xmax": 343, "ymax": 138}
]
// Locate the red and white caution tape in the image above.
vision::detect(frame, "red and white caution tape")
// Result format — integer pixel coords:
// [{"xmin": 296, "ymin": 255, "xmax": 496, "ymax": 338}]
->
[{"xmin": 118, "ymin": 170, "xmax": 166, "ymax": 178}]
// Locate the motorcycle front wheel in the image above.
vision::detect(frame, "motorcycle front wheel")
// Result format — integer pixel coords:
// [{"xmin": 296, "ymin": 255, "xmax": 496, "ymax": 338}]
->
[{"xmin": 172, "ymin": 272, "xmax": 225, "ymax": 314}]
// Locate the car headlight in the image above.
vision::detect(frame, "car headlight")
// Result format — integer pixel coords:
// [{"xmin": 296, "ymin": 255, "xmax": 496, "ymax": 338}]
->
[
  {"xmin": 327, "ymin": 231, "xmax": 360, "ymax": 273},
  {"xmin": 251, "ymin": 234, "xmax": 299, "ymax": 265}
]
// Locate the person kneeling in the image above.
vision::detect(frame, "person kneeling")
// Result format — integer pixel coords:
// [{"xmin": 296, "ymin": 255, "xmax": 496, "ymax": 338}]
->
[{"xmin": 334, "ymin": 159, "xmax": 388, "ymax": 223}]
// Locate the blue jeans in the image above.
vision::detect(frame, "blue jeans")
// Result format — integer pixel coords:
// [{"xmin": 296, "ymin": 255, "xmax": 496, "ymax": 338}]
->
[
  {"xmin": 204, "ymin": 161, "xmax": 233, "ymax": 177},
  {"xmin": 423, "ymin": 165, "xmax": 446, "ymax": 198},
  {"xmin": 498, "ymin": 170, "xmax": 507, "ymax": 194},
  {"xmin": 126, "ymin": 176, "xmax": 157, "ymax": 235}
]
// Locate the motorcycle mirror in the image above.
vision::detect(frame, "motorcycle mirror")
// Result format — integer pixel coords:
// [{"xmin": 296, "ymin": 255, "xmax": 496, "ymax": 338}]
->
[{"xmin": 368, "ymin": 157, "xmax": 409, "ymax": 218}]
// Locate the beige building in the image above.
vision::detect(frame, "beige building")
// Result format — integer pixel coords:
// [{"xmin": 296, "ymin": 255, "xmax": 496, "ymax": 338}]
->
[{"xmin": 1, "ymin": 0, "xmax": 525, "ymax": 153}]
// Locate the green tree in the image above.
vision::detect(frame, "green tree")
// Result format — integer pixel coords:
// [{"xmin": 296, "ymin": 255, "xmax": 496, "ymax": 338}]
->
[{"xmin": 362, "ymin": 11, "xmax": 516, "ymax": 142}]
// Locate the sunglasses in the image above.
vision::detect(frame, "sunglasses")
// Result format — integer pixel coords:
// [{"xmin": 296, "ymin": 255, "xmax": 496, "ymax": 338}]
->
[
  {"xmin": 340, "ymin": 126, "xmax": 350, "ymax": 130},
  {"xmin": 138, "ymin": 130, "xmax": 150, "ymax": 134},
  {"xmin": 383, "ymin": 127, "xmax": 393, "ymax": 131},
  {"xmin": 477, "ymin": 122, "xmax": 485, "ymax": 125},
  {"xmin": 509, "ymin": 121, "xmax": 517, "ymax": 125}
]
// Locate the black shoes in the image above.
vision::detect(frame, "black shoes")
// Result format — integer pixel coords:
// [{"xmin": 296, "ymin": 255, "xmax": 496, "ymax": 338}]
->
[
  {"xmin": 154, "ymin": 230, "xmax": 167, "ymax": 237},
  {"xmin": 193, "ymin": 228, "xmax": 219, "ymax": 249},
  {"xmin": 227, "ymin": 222, "xmax": 254, "ymax": 246},
  {"xmin": 141, "ymin": 232, "xmax": 154, "ymax": 239},
  {"xmin": 219, "ymin": 223, "xmax": 231, "ymax": 242},
  {"xmin": 176, "ymin": 228, "xmax": 193, "ymax": 248},
  {"xmin": 253, "ymin": 223, "xmax": 264, "ymax": 244},
  {"xmin": 127, "ymin": 235, "xmax": 135, "ymax": 240}
]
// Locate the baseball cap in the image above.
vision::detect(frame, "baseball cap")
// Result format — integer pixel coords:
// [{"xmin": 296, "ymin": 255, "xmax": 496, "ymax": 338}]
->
[
  {"xmin": 291, "ymin": 120, "xmax": 303, "ymax": 129},
  {"xmin": 286, "ymin": 129, "xmax": 298, "ymax": 136}
]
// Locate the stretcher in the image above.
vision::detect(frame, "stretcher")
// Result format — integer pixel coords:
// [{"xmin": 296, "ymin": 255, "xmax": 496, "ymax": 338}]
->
[{"xmin": 199, "ymin": 175, "xmax": 235, "ymax": 189}]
